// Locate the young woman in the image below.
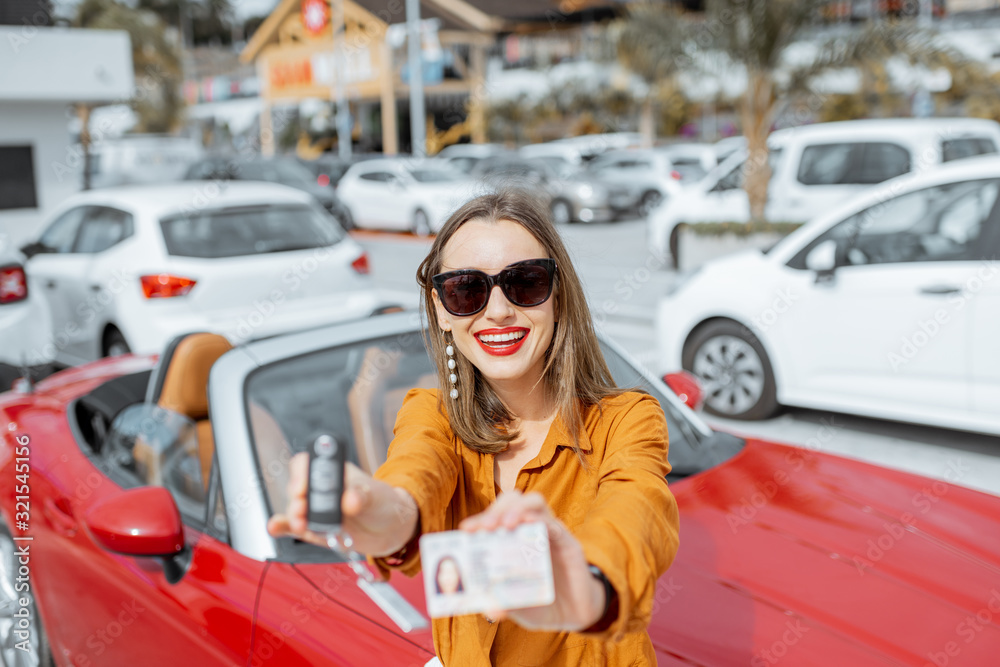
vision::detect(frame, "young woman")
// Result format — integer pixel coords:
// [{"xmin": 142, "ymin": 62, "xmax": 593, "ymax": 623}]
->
[{"xmin": 268, "ymin": 189, "xmax": 680, "ymax": 665}]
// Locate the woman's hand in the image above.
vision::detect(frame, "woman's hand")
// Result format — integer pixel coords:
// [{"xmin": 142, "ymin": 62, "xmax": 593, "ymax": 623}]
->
[
  {"xmin": 266, "ymin": 453, "xmax": 419, "ymax": 556},
  {"xmin": 459, "ymin": 491, "xmax": 607, "ymax": 633}
]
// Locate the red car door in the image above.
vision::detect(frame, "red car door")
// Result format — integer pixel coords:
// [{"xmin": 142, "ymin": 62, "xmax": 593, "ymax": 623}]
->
[{"xmin": 20, "ymin": 391, "xmax": 263, "ymax": 667}]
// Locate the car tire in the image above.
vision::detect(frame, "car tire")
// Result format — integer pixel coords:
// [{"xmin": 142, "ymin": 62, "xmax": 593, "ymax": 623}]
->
[
  {"xmin": 682, "ymin": 320, "xmax": 779, "ymax": 420},
  {"xmin": 411, "ymin": 209, "xmax": 431, "ymax": 237},
  {"xmin": 638, "ymin": 190, "xmax": 663, "ymax": 218},
  {"xmin": 0, "ymin": 522, "xmax": 55, "ymax": 667},
  {"xmin": 550, "ymin": 199, "xmax": 573, "ymax": 225},
  {"xmin": 103, "ymin": 328, "xmax": 131, "ymax": 358}
]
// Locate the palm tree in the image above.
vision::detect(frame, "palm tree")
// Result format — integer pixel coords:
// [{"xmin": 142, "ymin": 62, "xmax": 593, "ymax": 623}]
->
[
  {"xmin": 71, "ymin": 0, "xmax": 183, "ymax": 188},
  {"xmin": 705, "ymin": 0, "xmax": 826, "ymax": 221}
]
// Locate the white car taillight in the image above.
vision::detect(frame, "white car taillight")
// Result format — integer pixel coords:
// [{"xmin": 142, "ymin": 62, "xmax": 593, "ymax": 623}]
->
[
  {"xmin": 351, "ymin": 252, "xmax": 370, "ymax": 275},
  {"xmin": 0, "ymin": 265, "xmax": 28, "ymax": 305},
  {"xmin": 140, "ymin": 274, "xmax": 197, "ymax": 298}
]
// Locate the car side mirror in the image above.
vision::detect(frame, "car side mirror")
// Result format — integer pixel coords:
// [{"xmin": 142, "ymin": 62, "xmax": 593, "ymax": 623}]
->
[
  {"xmin": 85, "ymin": 486, "xmax": 192, "ymax": 583},
  {"xmin": 19, "ymin": 242, "xmax": 49, "ymax": 259},
  {"xmin": 805, "ymin": 239, "xmax": 838, "ymax": 282},
  {"xmin": 663, "ymin": 371, "xmax": 704, "ymax": 411}
]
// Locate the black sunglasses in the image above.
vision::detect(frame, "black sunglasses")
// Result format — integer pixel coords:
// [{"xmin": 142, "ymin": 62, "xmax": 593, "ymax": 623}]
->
[{"xmin": 432, "ymin": 258, "xmax": 557, "ymax": 317}]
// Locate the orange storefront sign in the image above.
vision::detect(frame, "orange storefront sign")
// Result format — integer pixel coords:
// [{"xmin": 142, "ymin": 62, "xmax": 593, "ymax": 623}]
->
[{"xmin": 270, "ymin": 58, "xmax": 313, "ymax": 90}]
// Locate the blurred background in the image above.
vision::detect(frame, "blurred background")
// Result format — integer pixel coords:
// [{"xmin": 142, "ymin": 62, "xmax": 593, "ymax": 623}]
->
[{"xmin": 2, "ymin": 0, "xmax": 998, "ymax": 495}]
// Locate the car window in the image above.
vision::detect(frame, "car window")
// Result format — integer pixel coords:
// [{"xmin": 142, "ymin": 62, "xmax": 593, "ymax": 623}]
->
[
  {"xmin": 73, "ymin": 207, "xmax": 133, "ymax": 253},
  {"xmin": 359, "ymin": 171, "xmax": 393, "ymax": 182},
  {"xmin": 245, "ymin": 332, "xmax": 706, "ymax": 524},
  {"xmin": 941, "ymin": 137, "xmax": 998, "ymax": 162},
  {"xmin": 38, "ymin": 206, "xmax": 90, "ymax": 253},
  {"xmin": 789, "ymin": 178, "xmax": 1000, "ymax": 268},
  {"xmin": 160, "ymin": 203, "xmax": 344, "ymax": 258},
  {"xmin": 713, "ymin": 161, "xmax": 745, "ymax": 191},
  {"xmin": 855, "ymin": 143, "xmax": 911, "ymax": 184},
  {"xmin": 410, "ymin": 169, "xmax": 462, "ymax": 183},
  {"xmin": 796, "ymin": 143, "xmax": 855, "ymax": 185},
  {"xmin": 797, "ymin": 142, "xmax": 909, "ymax": 185},
  {"xmin": 103, "ymin": 404, "xmax": 208, "ymax": 525}
]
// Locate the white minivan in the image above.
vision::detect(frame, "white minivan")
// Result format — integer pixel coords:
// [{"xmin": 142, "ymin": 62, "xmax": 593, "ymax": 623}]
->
[{"xmin": 648, "ymin": 118, "xmax": 1000, "ymax": 264}]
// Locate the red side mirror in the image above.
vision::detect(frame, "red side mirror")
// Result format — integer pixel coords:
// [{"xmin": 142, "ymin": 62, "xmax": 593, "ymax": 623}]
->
[
  {"xmin": 86, "ymin": 486, "xmax": 185, "ymax": 557},
  {"xmin": 663, "ymin": 371, "xmax": 704, "ymax": 411}
]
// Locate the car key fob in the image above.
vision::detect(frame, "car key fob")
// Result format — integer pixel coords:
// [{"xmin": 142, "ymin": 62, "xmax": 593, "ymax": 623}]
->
[{"xmin": 306, "ymin": 434, "xmax": 346, "ymax": 534}]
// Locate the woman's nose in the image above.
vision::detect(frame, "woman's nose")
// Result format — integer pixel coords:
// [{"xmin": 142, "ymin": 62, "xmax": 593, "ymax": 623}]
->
[{"xmin": 483, "ymin": 284, "xmax": 515, "ymax": 321}]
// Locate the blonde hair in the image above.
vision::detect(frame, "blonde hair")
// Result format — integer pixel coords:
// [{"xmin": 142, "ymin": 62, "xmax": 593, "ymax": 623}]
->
[{"xmin": 416, "ymin": 189, "xmax": 623, "ymax": 455}]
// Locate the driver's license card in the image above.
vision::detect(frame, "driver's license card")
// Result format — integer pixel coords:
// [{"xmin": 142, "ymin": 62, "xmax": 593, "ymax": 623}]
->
[{"xmin": 419, "ymin": 522, "xmax": 555, "ymax": 618}]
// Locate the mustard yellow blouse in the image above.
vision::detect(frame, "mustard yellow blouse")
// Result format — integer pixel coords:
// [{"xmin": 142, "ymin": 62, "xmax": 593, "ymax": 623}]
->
[{"xmin": 372, "ymin": 388, "xmax": 680, "ymax": 666}]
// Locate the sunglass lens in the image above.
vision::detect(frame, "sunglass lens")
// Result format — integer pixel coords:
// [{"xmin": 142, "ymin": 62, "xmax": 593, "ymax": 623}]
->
[
  {"xmin": 442, "ymin": 273, "xmax": 489, "ymax": 315},
  {"xmin": 504, "ymin": 264, "xmax": 551, "ymax": 306}
]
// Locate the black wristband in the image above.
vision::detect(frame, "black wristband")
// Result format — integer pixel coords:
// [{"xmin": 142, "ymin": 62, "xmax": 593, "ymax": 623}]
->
[{"xmin": 587, "ymin": 564, "xmax": 617, "ymax": 629}]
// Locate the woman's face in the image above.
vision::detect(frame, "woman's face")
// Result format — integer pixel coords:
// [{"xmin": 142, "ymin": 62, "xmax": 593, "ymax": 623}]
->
[
  {"xmin": 437, "ymin": 558, "xmax": 461, "ymax": 595},
  {"xmin": 433, "ymin": 218, "xmax": 557, "ymax": 391}
]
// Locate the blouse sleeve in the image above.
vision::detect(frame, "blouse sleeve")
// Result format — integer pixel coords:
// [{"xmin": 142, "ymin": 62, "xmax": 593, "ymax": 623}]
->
[
  {"xmin": 574, "ymin": 393, "xmax": 680, "ymax": 641},
  {"xmin": 369, "ymin": 388, "xmax": 460, "ymax": 579}
]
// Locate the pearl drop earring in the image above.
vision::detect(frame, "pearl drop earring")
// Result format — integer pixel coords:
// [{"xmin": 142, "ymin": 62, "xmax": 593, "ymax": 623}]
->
[{"xmin": 445, "ymin": 337, "xmax": 458, "ymax": 399}]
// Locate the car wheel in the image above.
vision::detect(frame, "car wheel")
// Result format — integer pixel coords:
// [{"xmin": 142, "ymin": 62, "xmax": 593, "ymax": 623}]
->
[
  {"xmin": 638, "ymin": 190, "xmax": 663, "ymax": 218},
  {"xmin": 550, "ymin": 200, "xmax": 573, "ymax": 225},
  {"xmin": 0, "ymin": 523, "xmax": 54, "ymax": 667},
  {"xmin": 103, "ymin": 328, "xmax": 131, "ymax": 358},
  {"xmin": 682, "ymin": 320, "xmax": 778, "ymax": 420},
  {"xmin": 411, "ymin": 209, "xmax": 431, "ymax": 237}
]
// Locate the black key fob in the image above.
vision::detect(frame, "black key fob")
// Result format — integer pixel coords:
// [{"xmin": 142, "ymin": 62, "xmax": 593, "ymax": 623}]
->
[{"xmin": 306, "ymin": 434, "xmax": 346, "ymax": 534}]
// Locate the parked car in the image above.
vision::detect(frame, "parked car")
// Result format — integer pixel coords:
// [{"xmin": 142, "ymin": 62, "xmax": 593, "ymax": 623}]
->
[
  {"xmin": 656, "ymin": 156, "xmax": 1000, "ymax": 435},
  {"xmin": 0, "ymin": 238, "xmax": 55, "ymax": 389},
  {"xmin": 473, "ymin": 155, "xmax": 634, "ymax": 224},
  {"xmin": 336, "ymin": 158, "xmax": 475, "ymax": 235},
  {"xmin": 586, "ymin": 150, "xmax": 686, "ymax": 217},
  {"xmin": 4, "ymin": 313, "xmax": 1000, "ymax": 665},
  {"xmin": 184, "ymin": 155, "xmax": 354, "ymax": 229},
  {"xmin": 656, "ymin": 142, "xmax": 719, "ymax": 183},
  {"xmin": 435, "ymin": 143, "xmax": 505, "ymax": 173},
  {"xmin": 17, "ymin": 182, "xmax": 392, "ymax": 368},
  {"xmin": 649, "ymin": 118, "xmax": 1000, "ymax": 264},
  {"xmin": 297, "ymin": 153, "xmax": 382, "ymax": 190}
]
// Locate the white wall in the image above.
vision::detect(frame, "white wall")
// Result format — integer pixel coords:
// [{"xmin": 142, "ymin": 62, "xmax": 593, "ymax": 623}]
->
[
  {"xmin": 0, "ymin": 102, "xmax": 83, "ymax": 248},
  {"xmin": 0, "ymin": 27, "xmax": 133, "ymax": 103}
]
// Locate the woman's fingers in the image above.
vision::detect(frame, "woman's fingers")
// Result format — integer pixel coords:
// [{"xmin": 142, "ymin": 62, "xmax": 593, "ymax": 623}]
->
[
  {"xmin": 342, "ymin": 462, "xmax": 372, "ymax": 517},
  {"xmin": 460, "ymin": 491, "xmax": 552, "ymax": 532}
]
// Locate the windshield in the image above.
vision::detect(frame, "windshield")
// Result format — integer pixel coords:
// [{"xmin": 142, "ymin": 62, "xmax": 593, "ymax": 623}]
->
[
  {"xmin": 245, "ymin": 331, "xmax": 734, "ymax": 525},
  {"xmin": 410, "ymin": 168, "xmax": 463, "ymax": 183},
  {"xmin": 160, "ymin": 203, "xmax": 344, "ymax": 258}
]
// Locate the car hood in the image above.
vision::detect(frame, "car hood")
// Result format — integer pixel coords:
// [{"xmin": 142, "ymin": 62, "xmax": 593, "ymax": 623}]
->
[
  {"xmin": 293, "ymin": 562, "xmax": 436, "ymax": 654},
  {"xmin": 652, "ymin": 439, "xmax": 1000, "ymax": 665}
]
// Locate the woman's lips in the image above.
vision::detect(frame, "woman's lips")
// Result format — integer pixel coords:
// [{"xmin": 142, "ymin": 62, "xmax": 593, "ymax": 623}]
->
[{"xmin": 475, "ymin": 328, "xmax": 529, "ymax": 357}]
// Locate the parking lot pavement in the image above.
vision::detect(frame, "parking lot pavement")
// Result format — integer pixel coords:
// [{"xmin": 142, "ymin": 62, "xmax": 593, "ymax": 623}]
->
[
  {"xmin": 706, "ymin": 410, "xmax": 1000, "ymax": 498},
  {"xmin": 354, "ymin": 221, "xmax": 1000, "ymax": 498}
]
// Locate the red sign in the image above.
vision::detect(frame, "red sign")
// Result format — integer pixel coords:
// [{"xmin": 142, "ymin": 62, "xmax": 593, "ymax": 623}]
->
[{"xmin": 301, "ymin": 0, "xmax": 329, "ymax": 36}]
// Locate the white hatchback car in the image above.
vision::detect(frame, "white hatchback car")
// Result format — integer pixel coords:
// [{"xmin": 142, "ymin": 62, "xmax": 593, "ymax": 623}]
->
[
  {"xmin": 656, "ymin": 156, "xmax": 1000, "ymax": 436},
  {"xmin": 336, "ymin": 158, "xmax": 475, "ymax": 235},
  {"xmin": 649, "ymin": 118, "xmax": 1000, "ymax": 263},
  {"xmin": 19, "ymin": 182, "xmax": 394, "ymax": 367}
]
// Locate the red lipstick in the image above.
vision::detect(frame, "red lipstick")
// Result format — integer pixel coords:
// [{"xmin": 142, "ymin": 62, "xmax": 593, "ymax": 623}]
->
[{"xmin": 474, "ymin": 327, "xmax": 529, "ymax": 357}]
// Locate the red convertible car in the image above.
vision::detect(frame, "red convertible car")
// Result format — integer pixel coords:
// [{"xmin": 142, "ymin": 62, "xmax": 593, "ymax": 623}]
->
[{"xmin": 2, "ymin": 312, "xmax": 999, "ymax": 666}]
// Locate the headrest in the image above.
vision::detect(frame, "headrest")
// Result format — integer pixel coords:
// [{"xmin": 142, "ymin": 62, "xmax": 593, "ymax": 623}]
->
[{"xmin": 156, "ymin": 333, "xmax": 233, "ymax": 421}]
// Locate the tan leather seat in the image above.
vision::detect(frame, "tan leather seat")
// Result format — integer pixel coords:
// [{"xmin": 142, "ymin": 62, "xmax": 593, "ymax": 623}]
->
[{"xmin": 156, "ymin": 333, "xmax": 233, "ymax": 490}]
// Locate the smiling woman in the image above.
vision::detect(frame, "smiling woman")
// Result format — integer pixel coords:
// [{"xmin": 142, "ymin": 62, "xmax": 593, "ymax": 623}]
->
[{"xmin": 268, "ymin": 188, "xmax": 680, "ymax": 666}]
